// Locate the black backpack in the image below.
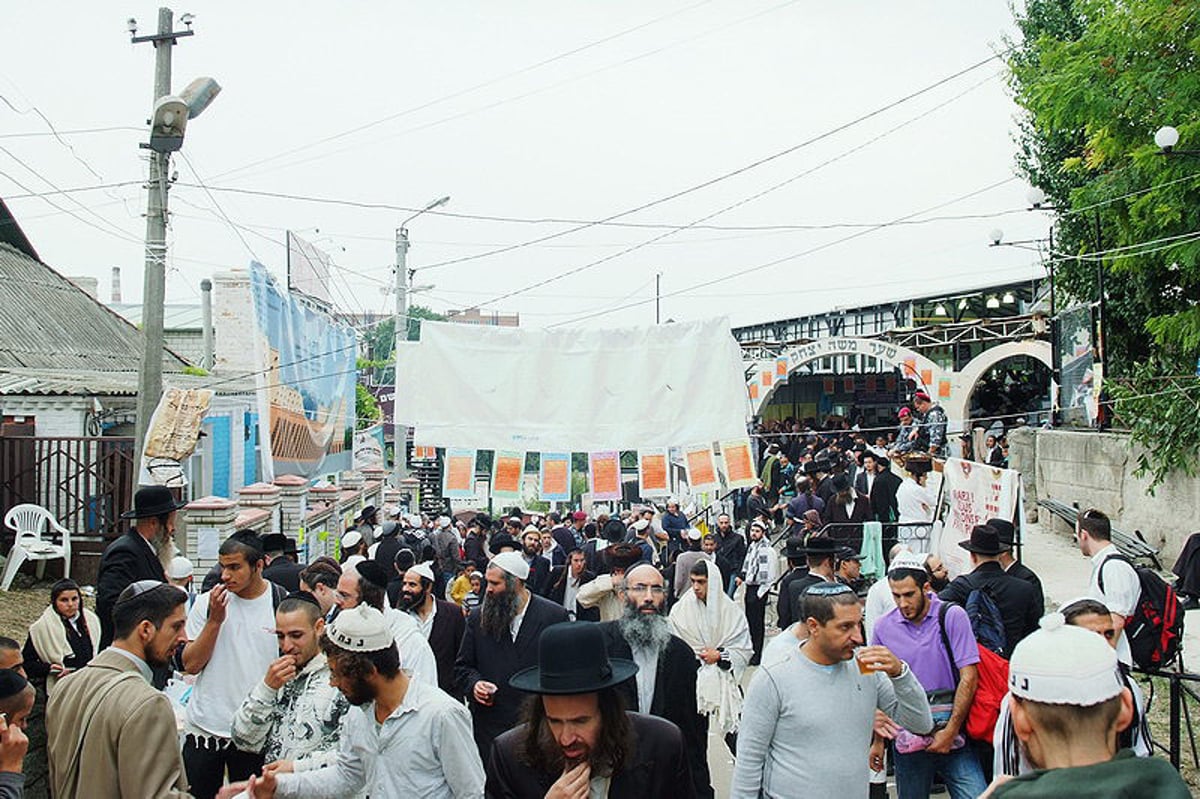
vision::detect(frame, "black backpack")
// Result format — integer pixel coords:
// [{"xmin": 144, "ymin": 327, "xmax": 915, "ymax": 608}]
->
[{"xmin": 1098, "ymin": 553, "xmax": 1184, "ymax": 670}]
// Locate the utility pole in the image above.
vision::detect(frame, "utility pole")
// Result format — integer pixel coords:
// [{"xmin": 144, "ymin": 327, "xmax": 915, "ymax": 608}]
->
[
  {"xmin": 655, "ymin": 272, "xmax": 661, "ymax": 324},
  {"xmin": 132, "ymin": 7, "xmax": 194, "ymax": 479},
  {"xmin": 393, "ymin": 227, "xmax": 410, "ymax": 489}
]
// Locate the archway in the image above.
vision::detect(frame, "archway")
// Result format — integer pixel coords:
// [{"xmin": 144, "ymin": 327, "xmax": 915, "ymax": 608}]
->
[{"xmin": 949, "ymin": 340, "xmax": 1053, "ymax": 424}]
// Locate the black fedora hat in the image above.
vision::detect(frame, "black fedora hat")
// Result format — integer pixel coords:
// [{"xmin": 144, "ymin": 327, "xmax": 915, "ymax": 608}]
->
[
  {"xmin": 784, "ymin": 536, "xmax": 807, "ymax": 559},
  {"xmin": 510, "ymin": 621, "xmax": 637, "ymax": 695},
  {"xmin": 121, "ymin": 485, "xmax": 187, "ymax": 519},
  {"xmin": 986, "ymin": 518, "xmax": 1016, "ymax": 546},
  {"xmin": 958, "ymin": 524, "xmax": 1011, "ymax": 556},
  {"xmin": 801, "ymin": 535, "xmax": 841, "ymax": 556},
  {"xmin": 831, "ymin": 473, "xmax": 852, "ymax": 493}
]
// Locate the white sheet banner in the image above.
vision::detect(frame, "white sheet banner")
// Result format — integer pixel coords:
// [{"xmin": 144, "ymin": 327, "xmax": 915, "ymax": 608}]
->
[
  {"xmin": 395, "ymin": 318, "xmax": 749, "ymax": 452},
  {"xmin": 936, "ymin": 458, "xmax": 1021, "ymax": 578}
]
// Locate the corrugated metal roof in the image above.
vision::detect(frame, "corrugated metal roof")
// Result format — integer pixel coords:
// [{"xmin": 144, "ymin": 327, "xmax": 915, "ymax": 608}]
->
[
  {"xmin": 0, "ymin": 367, "xmax": 257, "ymax": 397},
  {"xmin": 109, "ymin": 302, "xmax": 204, "ymax": 330},
  {"xmin": 0, "ymin": 242, "xmax": 189, "ymax": 372}
]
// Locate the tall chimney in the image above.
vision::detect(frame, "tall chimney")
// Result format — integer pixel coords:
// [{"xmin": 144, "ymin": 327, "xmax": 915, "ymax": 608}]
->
[
  {"xmin": 111, "ymin": 266, "xmax": 122, "ymax": 303},
  {"xmin": 200, "ymin": 278, "xmax": 214, "ymax": 370}
]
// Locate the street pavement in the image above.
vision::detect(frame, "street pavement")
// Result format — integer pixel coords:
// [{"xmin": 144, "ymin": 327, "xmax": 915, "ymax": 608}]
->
[{"xmin": 704, "ymin": 519, "xmax": 1200, "ymax": 797}]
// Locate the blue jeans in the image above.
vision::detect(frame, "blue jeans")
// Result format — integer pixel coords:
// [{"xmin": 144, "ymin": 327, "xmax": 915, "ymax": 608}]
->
[{"xmin": 894, "ymin": 744, "xmax": 987, "ymax": 799}]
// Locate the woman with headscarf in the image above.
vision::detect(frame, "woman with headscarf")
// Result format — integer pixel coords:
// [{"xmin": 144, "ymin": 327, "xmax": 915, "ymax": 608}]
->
[
  {"xmin": 23, "ymin": 579, "xmax": 100, "ymax": 694},
  {"xmin": 669, "ymin": 558, "xmax": 752, "ymax": 744}
]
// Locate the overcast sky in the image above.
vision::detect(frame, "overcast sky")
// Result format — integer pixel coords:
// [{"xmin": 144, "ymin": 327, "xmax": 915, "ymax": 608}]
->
[{"xmin": 1, "ymin": 1, "xmax": 1048, "ymax": 331}]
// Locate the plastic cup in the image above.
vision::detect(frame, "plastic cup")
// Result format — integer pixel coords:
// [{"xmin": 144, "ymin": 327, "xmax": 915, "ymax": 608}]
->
[{"xmin": 854, "ymin": 647, "xmax": 873, "ymax": 674}]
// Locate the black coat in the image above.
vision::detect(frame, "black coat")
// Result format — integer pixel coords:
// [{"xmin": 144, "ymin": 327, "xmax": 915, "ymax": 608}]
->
[
  {"xmin": 426, "ymin": 598, "xmax": 467, "ymax": 698},
  {"xmin": 262, "ymin": 556, "xmax": 302, "ymax": 593},
  {"xmin": 372, "ymin": 535, "xmax": 404, "ymax": 573},
  {"xmin": 787, "ymin": 573, "xmax": 838, "ymax": 627},
  {"xmin": 463, "ymin": 532, "xmax": 488, "ymax": 572},
  {"xmin": 526, "ymin": 554, "xmax": 551, "ymax": 597},
  {"xmin": 455, "ymin": 593, "xmax": 570, "ymax": 759},
  {"xmin": 486, "ymin": 712, "xmax": 695, "ymax": 799},
  {"xmin": 546, "ymin": 567, "xmax": 599, "ymax": 622},
  {"xmin": 939, "ymin": 560, "xmax": 1042, "ymax": 659},
  {"xmin": 855, "ymin": 470, "xmax": 901, "ymax": 523},
  {"xmin": 775, "ymin": 567, "xmax": 809, "ymax": 630},
  {"xmin": 713, "ymin": 530, "xmax": 746, "ymax": 585},
  {"xmin": 1005, "ymin": 560, "xmax": 1046, "ymax": 619},
  {"xmin": 95, "ymin": 529, "xmax": 167, "ymax": 649},
  {"xmin": 822, "ymin": 491, "xmax": 874, "ymax": 533},
  {"xmin": 598, "ymin": 622, "xmax": 712, "ymax": 798}
]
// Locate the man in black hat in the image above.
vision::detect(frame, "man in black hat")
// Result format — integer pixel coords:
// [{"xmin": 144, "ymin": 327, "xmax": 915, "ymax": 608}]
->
[
  {"xmin": 96, "ymin": 485, "xmax": 186, "ymax": 649},
  {"xmin": 938, "ymin": 525, "xmax": 1041, "ymax": 658},
  {"xmin": 353, "ymin": 505, "xmax": 379, "ymax": 547},
  {"xmin": 988, "ymin": 518, "xmax": 1045, "ymax": 615},
  {"xmin": 822, "ymin": 473, "xmax": 873, "ymax": 531},
  {"xmin": 787, "ymin": 537, "xmax": 841, "ymax": 625},
  {"xmin": 463, "ymin": 514, "xmax": 490, "ymax": 572},
  {"xmin": 261, "ymin": 534, "xmax": 302, "ymax": 593},
  {"xmin": 486, "ymin": 621, "xmax": 694, "ymax": 799},
  {"xmin": 775, "ymin": 537, "xmax": 809, "ymax": 631}
]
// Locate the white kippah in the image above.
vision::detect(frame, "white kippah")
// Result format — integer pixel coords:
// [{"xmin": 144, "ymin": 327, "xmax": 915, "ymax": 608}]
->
[
  {"xmin": 887, "ymin": 552, "xmax": 928, "ymax": 574},
  {"xmin": 326, "ymin": 605, "xmax": 394, "ymax": 653},
  {"xmin": 341, "ymin": 530, "xmax": 363, "ymax": 549},
  {"xmin": 632, "ymin": 518, "xmax": 651, "ymax": 532},
  {"xmin": 410, "ymin": 562, "xmax": 436, "ymax": 583},
  {"xmin": 490, "ymin": 550, "xmax": 530, "ymax": 581},
  {"xmin": 168, "ymin": 556, "xmax": 194, "ymax": 580},
  {"xmin": 1009, "ymin": 613, "xmax": 1123, "ymax": 706},
  {"xmin": 523, "ymin": 524, "xmax": 540, "ymax": 535}
]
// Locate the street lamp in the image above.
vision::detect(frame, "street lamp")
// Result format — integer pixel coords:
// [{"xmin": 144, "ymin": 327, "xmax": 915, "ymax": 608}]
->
[
  {"xmin": 393, "ymin": 195, "xmax": 450, "ymax": 490},
  {"xmin": 1154, "ymin": 125, "xmax": 1200, "ymax": 156}
]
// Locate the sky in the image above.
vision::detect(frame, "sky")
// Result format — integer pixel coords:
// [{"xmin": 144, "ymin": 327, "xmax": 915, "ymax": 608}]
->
[{"xmin": 0, "ymin": 1, "xmax": 1050, "ymax": 332}]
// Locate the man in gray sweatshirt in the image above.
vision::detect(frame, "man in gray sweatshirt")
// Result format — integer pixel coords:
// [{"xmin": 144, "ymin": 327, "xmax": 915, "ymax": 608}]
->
[{"xmin": 731, "ymin": 582, "xmax": 932, "ymax": 799}]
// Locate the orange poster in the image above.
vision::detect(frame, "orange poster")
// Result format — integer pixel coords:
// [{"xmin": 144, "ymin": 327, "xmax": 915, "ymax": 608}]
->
[
  {"xmin": 720, "ymin": 438, "xmax": 756, "ymax": 488},
  {"xmin": 684, "ymin": 443, "xmax": 719, "ymax": 490},
  {"xmin": 638, "ymin": 450, "xmax": 670, "ymax": 496},
  {"xmin": 749, "ymin": 382, "xmax": 760, "ymax": 400},
  {"xmin": 775, "ymin": 357, "xmax": 788, "ymax": 376},
  {"xmin": 443, "ymin": 448, "xmax": 476, "ymax": 498},
  {"xmin": 539, "ymin": 453, "xmax": 570, "ymax": 501},
  {"xmin": 938, "ymin": 377, "xmax": 952, "ymax": 399},
  {"xmin": 588, "ymin": 451, "xmax": 621, "ymax": 500},
  {"xmin": 762, "ymin": 370, "xmax": 774, "ymax": 387},
  {"xmin": 492, "ymin": 450, "xmax": 524, "ymax": 498}
]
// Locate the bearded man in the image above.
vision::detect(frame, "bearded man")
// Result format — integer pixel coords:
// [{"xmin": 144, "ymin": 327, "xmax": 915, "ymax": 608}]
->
[
  {"xmin": 401, "ymin": 563, "xmax": 465, "ymax": 697},
  {"xmin": 599, "ymin": 564, "xmax": 712, "ymax": 798},
  {"xmin": 96, "ymin": 486, "xmax": 185, "ymax": 649},
  {"xmin": 454, "ymin": 551, "xmax": 569, "ymax": 761}
]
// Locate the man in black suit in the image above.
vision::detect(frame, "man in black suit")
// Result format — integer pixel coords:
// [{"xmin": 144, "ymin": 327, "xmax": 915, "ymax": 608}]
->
[
  {"xmin": 821, "ymin": 473, "xmax": 873, "ymax": 536},
  {"xmin": 455, "ymin": 551, "xmax": 570, "ymax": 761},
  {"xmin": 855, "ymin": 448, "xmax": 901, "ymax": 524},
  {"xmin": 786, "ymin": 536, "xmax": 842, "ymax": 625},
  {"xmin": 519, "ymin": 525, "xmax": 552, "ymax": 597},
  {"xmin": 399, "ymin": 562, "xmax": 466, "ymax": 697},
  {"xmin": 775, "ymin": 538, "xmax": 809, "ymax": 631},
  {"xmin": 987, "ymin": 518, "xmax": 1046, "ymax": 619},
  {"xmin": 487, "ymin": 621, "xmax": 695, "ymax": 799},
  {"xmin": 95, "ymin": 486, "xmax": 183, "ymax": 649},
  {"xmin": 547, "ymin": 549, "xmax": 599, "ymax": 622},
  {"xmin": 599, "ymin": 563, "xmax": 712, "ymax": 798},
  {"xmin": 260, "ymin": 533, "xmax": 302, "ymax": 593}
]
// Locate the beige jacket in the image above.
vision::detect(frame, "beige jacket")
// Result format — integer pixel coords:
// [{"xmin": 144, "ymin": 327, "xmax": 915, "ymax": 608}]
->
[{"xmin": 46, "ymin": 648, "xmax": 191, "ymax": 798}]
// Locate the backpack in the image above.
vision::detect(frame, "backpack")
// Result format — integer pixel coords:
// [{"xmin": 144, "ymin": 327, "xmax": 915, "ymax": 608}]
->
[
  {"xmin": 1098, "ymin": 553, "xmax": 1184, "ymax": 670},
  {"xmin": 936, "ymin": 602, "xmax": 1010, "ymax": 742},
  {"xmin": 963, "ymin": 583, "xmax": 1008, "ymax": 656}
]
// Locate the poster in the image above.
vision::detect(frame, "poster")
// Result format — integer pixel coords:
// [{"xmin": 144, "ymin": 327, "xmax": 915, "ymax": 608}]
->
[
  {"xmin": 140, "ymin": 387, "xmax": 214, "ymax": 487},
  {"xmin": 492, "ymin": 450, "xmax": 525, "ymax": 500},
  {"xmin": 775, "ymin": 357, "xmax": 788, "ymax": 376},
  {"xmin": 443, "ymin": 448, "xmax": 477, "ymax": 498},
  {"xmin": 539, "ymin": 452, "xmax": 571, "ymax": 502},
  {"xmin": 684, "ymin": 443, "xmax": 719, "ymax": 491},
  {"xmin": 936, "ymin": 457, "xmax": 1021, "ymax": 578},
  {"xmin": 638, "ymin": 449, "xmax": 670, "ymax": 497},
  {"xmin": 248, "ymin": 262, "xmax": 356, "ymax": 480},
  {"xmin": 720, "ymin": 438, "xmax": 757, "ymax": 488},
  {"xmin": 588, "ymin": 451, "xmax": 622, "ymax": 501}
]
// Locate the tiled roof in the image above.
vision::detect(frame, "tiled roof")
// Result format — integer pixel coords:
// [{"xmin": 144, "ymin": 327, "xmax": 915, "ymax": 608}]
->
[{"xmin": 0, "ymin": 242, "xmax": 189, "ymax": 372}]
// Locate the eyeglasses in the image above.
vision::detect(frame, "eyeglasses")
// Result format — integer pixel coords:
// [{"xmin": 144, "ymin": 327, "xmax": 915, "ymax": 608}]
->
[{"xmin": 626, "ymin": 584, "xmax": 666, "ymax": 596}]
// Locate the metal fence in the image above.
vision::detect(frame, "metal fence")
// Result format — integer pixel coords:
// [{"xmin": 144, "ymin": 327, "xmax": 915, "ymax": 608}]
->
[{"xmin": 0, "ymin": 436, "xmax": 135, "ymax": 540}]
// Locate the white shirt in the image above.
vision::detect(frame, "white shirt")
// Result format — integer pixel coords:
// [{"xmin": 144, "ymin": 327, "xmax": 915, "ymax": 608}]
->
[
  {"xmin": 630, "ymin": 642, "xmax": 661, "ymax": 713},
  {"xmin": 762, "ymin": 623, "xmax": 804, "ymax": 668},
  {"xmin": 896, "ymin": 479, "xmax": 936, "ymax": 525},
  {"xmin": 1088, "ymin": 544, "xmax": 1139, "ymax": 666},
  {"xmin": 562, "ymin": 572, "xmax": 584, "ymax": 618},
  {"xmin": 383, "ymin": 608, "xmax": 439, "ymax": 686},
  {"xmin": 409, "ymin": 600, "xmax": 438, "ymax": 640},
  {"xmin": 185, "ymin": 586, "xmax": 278, "ymax": 739},
  {"xmin": 276, "ymin": 677, "xmax": 485, "ymax": 799},
  {"xmin": 863, "ymin": 577, "xmax": 897, "ymax": 643},
  {"xmin": 509, "ymin": 596, "xmax": 529, "ymax": 641}
]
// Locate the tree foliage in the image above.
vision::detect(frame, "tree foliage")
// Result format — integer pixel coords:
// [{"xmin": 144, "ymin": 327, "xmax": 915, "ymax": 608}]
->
[
  {"xmin": 1009, "ymin": 0, "xmax": 1200, "ymax": 487},
  {"xmin": 355, "ymin": 383, "xmax": 381, "ymax": 430}
]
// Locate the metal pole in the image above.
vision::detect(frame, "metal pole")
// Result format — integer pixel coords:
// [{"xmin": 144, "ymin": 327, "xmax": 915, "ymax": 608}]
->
[
  {"xmin": 655, "ymin": 272, "xmax": 661, "ymax": 324},
  {"xmin": 133, "ymin": 6, "xmax": 175, "ymax": 483},
  {"xmin": 393, "ymin": 227, "xmax": 410, "ymax": 490},
  {"xmin": 199, "ymin": 278, "xmax": 214, "ymax": 370}
]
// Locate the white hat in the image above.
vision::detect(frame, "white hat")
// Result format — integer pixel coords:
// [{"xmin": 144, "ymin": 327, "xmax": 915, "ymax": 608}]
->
[
  {"xmin": 490, "ymin": 550, "xmax": 530, "ymax": 581},
  {"xmin": 341, "ymin": 530, "xmax": 363, "ymax": 550},
  {"xmin": 686, "ymin": 527, "xmax": 702, "ymax": 541},
  {"xmin": 632, "ymin": 518, "xmax": 651, "ymax": 532},
  {"xmin": 407, "ymin": 514, "xmax": 422, "ymax": 528},
  {"xmin": 887, "ymin": 552, "xmax": 929, "ymax": 575},
  {"xmin": 1009, "ymin": 613, "xmax": 1123, "ymax": 706},
  {"xmin": 436, "ymin": 515, "xmax": 451, "ymax": 528},
  {"xmin": 409, "ymin": 562, "xmax": 436, "ymax": 583},
  {"xmin": 523, "ymin": 524, "xmax": 540, "ymax": 535},
  {"xmin": 386, "ymin": 506, "xmax": 402, "ymax": 519},
  {"xmin": 168, "ymin": 556, "xmax": 194, "ymax": 580},
  {"xmin": 326, "ymin": 605, "xmax": 395, "ymax": 653}
]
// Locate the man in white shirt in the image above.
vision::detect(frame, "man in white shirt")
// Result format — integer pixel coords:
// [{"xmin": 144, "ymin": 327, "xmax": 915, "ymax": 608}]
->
[
  {"xmin": 1077, "ymin": 508, "xmax": 1140, "ymax": 666},
  {"xmin": 181, "ymin": 532, "xmax": 281, "ymax": 799},
  {"xmin": 225, "ymin": 605, "xmax": 485, "ymax": 799},
  {"xmin": 334, "ymin": 561, "xmax": 438, "ymax": 688}
]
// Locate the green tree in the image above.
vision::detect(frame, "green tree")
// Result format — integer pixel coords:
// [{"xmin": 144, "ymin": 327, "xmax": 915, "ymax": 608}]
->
[
  {"xmin": 355, "ymin": 383, "xmax": 381, "ymax": 430},
  {"xmin": 1009, "ymin": 0, "xmax": 1200, "ymax": 487},
  {"xmin": 361, "ymin": 305, "xmax": 445, "ymax": 386}
]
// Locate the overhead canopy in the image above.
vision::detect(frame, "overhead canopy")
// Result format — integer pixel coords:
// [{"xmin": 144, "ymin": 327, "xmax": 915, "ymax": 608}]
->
[{"xmin": 394, "ymin": 318, "xmax": 750, "ymax": 452}]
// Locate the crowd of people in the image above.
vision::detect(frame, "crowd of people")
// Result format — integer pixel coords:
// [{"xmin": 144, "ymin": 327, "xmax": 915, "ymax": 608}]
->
[{"xmin": 0, "ymin": 466, "xmax": 1188, "ymax": 797}]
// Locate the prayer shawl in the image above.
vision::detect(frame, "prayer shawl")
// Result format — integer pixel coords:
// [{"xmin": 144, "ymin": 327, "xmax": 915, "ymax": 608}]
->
[
  {"xmin": 669, "ymin": 559, "xmax": 752, "ymax": 734},
  {"xmin": 30, "ymin": 604, "xmax": 99, "ymax": 694}
]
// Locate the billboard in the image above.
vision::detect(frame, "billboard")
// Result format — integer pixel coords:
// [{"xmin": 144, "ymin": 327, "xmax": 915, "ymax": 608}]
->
[
  {"xmin": 287, "ymin": 231, "xmax": 334, "ymax": 307},
  {"xmin": 249, "ymin": 262, "xmax": 356, "ymax": 479}
]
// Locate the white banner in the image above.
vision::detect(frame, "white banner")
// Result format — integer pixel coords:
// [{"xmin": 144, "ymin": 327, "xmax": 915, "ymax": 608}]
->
[
  {"xmin": 936, "ymin": 458, "xmax": 1022, "ymax": 578},
  {"xmin": 394, "ymin": 318, "xmax": 749, "ymax": 452}
]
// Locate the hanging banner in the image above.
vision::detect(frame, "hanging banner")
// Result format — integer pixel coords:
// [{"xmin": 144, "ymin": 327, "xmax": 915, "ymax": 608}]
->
[
  {"xmin": 822, "ymin": 377, "xmax": 836, "ymax": 394},
  {"xmin": 936, "ymin": 458, "xmax": 1021, "ymax": 578},
  {"xmin": 139, "ymin": 387, "xmax": 214, "ymax": 487},
  {"xmin": 638, "ymin": 449, "xmax": 670, "ymax": 497},
  {"xmin": 442, "ymin": 448, "xmax": 477, "ymax": 498},
  {"xmin": 539, "ymin": 452, "xmax": 571, "ymax": 502},
  {"xmin": 748, "ymin": 382, "xmax": 760, "ymax": 400},
  {"xmin": 588, "ymin": 451, "xmax": 622, "ymax": 501},
  {"xmin": 775, "ymin": 357, "xmax": 788, "ymax": 376},
  {"xmin": 720, "ymin": 438, "xmax": 756, "ymax": 489},
  {"xmin": 491, "ymin": 450, "xmax": 525, "ymax": 500},
  {"xmin": 684, "ymin": 443, "xmax": 719, "ymax": 491}
]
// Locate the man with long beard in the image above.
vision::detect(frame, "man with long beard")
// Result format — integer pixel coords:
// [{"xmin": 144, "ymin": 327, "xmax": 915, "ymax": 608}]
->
[
  {"xmin": 221, "ymin": 605, "xmax": 485, "ymax": 798},
  {"xmin": 599, "ymin": 564, "xmax": 712, "ymax": 798},
  {"xmin": 454, "ymin": 551, "xmax": 569, "ymax": 761},
  {"xmin": 401, "ymin": 563, "xmax": 466, "ymax": 697},
  {"xmin": 96, "ymin": 486, "xmax": 185, "ymax": 650}
]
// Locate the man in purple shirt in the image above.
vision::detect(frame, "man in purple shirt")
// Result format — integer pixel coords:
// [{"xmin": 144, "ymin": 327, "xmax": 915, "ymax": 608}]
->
[{"xmin": 871, "ymin": 554, "xmax": 986, "ymax": 799}]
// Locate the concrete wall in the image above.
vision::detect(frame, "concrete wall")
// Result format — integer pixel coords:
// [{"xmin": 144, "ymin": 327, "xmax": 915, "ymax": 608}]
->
[{"xmin": 1010, "ymin": 428, "xmax": 1200, "ymax": 562}]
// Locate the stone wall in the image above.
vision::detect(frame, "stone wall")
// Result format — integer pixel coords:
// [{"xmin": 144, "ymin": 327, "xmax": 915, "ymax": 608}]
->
[{"xmin": 1010, "ymin": 427, "xmax": 1200, "ymax": 562}]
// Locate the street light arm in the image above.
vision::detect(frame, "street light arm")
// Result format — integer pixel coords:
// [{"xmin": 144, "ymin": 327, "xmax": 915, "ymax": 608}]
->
[{"xmin": 400, "ymin": 195, "xmax": 451, "ymax": 229}]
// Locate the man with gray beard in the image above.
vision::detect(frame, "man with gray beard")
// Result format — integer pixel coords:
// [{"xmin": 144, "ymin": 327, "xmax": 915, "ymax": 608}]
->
[
  {"xmin": 598, "ymin": 563, "xmax": 712, "ymax": 798},
  {"xmin": 454, "ymin": 551, "xmax": 569, "ymax": 761}
]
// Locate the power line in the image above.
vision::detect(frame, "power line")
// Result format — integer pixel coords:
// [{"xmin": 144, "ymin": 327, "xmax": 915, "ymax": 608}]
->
[
  {"xmin": 0, "ymin": 126, "xmax": 143, "ymax": 139},
  {"xmin": 177, "ymin": 152, "xmax": 263, "ymax": 264}
]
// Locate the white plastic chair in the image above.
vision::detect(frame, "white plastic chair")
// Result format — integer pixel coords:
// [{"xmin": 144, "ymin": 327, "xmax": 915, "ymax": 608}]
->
[{"xmin": 2, "ymin": 504, "xmax": 70, "ymax": 591}]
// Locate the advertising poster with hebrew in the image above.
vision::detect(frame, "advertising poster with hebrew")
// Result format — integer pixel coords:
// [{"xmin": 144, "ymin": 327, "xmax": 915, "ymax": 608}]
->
[
  {"xmin": 491, "ymin": 450, "xmax": 525, "ymax": 500},
  {"xmin": 539, "ymin": 452, "xmax": 571, "ymax": 502},
  {"xmin": 588, "ymin": 451, "xmax": 622, "ymax": 501},
  {"xmin": 442, "ymin": 448, "xmax": 477, "ymax": 499},
  {"xmin": 638, "ymin": 449, "xmax": 670, "ymax": 497},
  {"xmin": 720, "ymin": 438, "xmax": 757, "ymax": 489},
  {"xmin": 684, "ymin": 443, "xmax": 719, "ymax": 491}
]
